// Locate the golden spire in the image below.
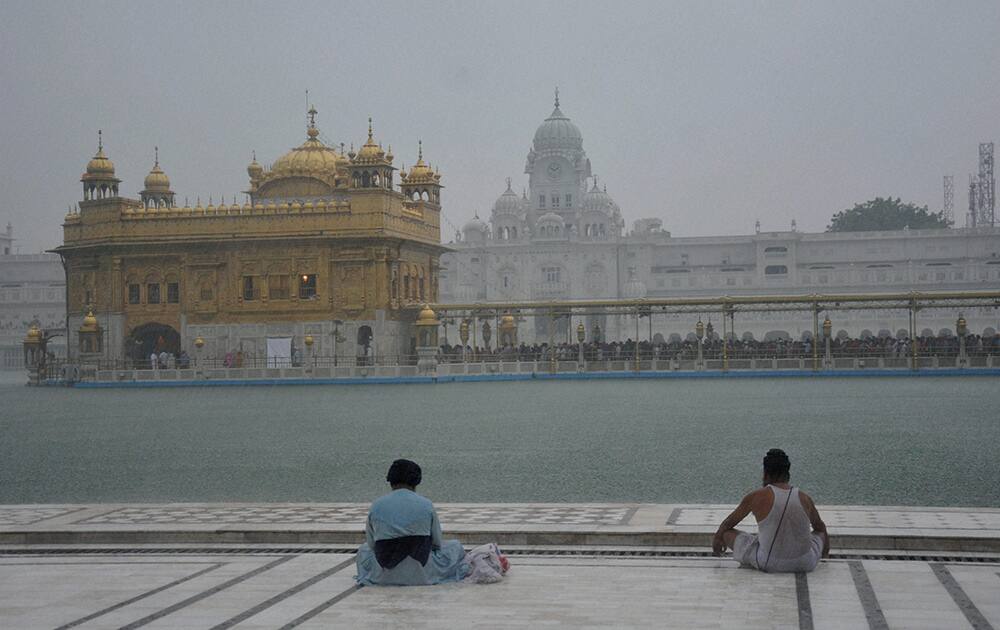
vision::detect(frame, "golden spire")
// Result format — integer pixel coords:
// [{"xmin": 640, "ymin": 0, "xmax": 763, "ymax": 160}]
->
[
  {"xmin": 307, "ymin": 105, "xmax": 319, "ymax": 139},
  {"xmin": 98, "ymin": 129, "xmax": 103, "ymax": 152},
  {"xmin": 554, "ymin": 86, "xmax": 559, "ymax": 108},
  {"xmin": 154, "ymin": 145, "xmax": 159, "ymax": 167},
  {"xmin": 368, "ymin": 117, "xmax": 373, "ymax": 142}
]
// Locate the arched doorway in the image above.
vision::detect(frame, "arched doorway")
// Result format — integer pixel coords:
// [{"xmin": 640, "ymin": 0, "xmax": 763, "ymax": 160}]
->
[
  {"xmin": 357, "ymin": 325, "xmax": 373, "ymax": 365},
  {"xmin": 128, "ymin": 322, "xmax": 180, "ymax": 368}
]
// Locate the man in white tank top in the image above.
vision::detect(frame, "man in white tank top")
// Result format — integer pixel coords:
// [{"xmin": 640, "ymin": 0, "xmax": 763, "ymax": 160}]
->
[{"xmin": 712, "ymin": 449, "xmax": 830, "ymax": 572}]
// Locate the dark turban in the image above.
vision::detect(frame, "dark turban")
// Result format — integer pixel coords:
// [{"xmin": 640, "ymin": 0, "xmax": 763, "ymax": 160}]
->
[
  {"xmin": 763, "ymin": 449, "xmax": 791, "ymax": 479},
  {"xmin": 387, "ymin": 459, "xmax": 422, "ymax": 487}
]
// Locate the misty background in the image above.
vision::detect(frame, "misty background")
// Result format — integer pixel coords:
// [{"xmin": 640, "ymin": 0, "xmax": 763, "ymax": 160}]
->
[{"xmin": 1, "ymin": 0, "xmax": 998, "ymax": 253}]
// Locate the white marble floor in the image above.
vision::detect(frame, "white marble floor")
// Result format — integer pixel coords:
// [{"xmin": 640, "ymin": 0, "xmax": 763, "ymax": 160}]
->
[{"xmin": 1, "ymin": 551, "xmax": 998, "ymax": 629}]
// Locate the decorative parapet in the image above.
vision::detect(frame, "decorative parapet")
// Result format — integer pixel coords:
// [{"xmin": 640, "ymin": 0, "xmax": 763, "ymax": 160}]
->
[
  {"xmin": 119, "ymin": 199, "xmax": 352, "ymax": 219},
  {"xmin": 61, "ymin": 195, "xmax": 441, "ymax": 248}
]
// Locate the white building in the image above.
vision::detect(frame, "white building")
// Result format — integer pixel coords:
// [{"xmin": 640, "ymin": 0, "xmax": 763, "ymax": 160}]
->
[
  {"xmin": 0, "ymin": 224, "xmax": 66, "ymax": 368},
  {"xmin": 440, "ymin": 96, "xmax": 1000, "ymax": 343}
]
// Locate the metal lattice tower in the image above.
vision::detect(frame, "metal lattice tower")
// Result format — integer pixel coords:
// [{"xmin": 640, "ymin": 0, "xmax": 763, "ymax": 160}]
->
[
  {"xmin": 978, "ymin": 142, "xmax": 995, "ymax": 227},
  {"xmin": 968, "ymin": 175, "xmax": 979, "ymax": 228},
  {"xmin": 943, "ymin": 175, "xmax": 954, "ymax": 224}
]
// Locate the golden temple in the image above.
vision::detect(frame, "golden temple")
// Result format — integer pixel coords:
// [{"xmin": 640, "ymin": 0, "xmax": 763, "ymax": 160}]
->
[{"xmin": 56, "ymin": 108, "xmax": 447, "ymax": 364}]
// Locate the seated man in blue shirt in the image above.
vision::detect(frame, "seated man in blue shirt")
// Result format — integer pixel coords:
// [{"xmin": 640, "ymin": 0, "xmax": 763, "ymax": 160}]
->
[{"xmin": 355, "ymin": 459, "xmax": 469, "ymax": 585}]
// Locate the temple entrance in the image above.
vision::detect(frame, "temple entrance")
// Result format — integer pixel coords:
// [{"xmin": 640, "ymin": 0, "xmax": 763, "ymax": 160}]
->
[
  {"xmin": 128, "ymin": 322, "xmax": 180, "ymax": 367},
  {"xmin": 357, "ymin": 325, "xmax": 373, "ymax": 365}
]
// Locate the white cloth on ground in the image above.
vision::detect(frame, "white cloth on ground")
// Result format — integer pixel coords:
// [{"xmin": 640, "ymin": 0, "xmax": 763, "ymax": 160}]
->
[{"xmin": 463, "ymin": 543, "xmax": 510, "ymax": 584}]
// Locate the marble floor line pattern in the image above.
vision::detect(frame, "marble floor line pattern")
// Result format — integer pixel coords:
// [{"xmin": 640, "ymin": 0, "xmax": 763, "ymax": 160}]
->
[{"xmin": 2, "ymin": 552, "xmax": 1000, "ymax": 629}]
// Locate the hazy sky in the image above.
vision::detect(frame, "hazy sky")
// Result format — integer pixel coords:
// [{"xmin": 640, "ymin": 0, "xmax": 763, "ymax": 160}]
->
[{"xmin": 2, "ymin": 1, "xmax": 998, "ymax": 252}]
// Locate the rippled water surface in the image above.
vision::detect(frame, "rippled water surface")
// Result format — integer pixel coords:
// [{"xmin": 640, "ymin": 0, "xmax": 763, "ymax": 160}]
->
[{"xmin": 1, "ymin": 372, "xmax": 998, "ymax": 507}]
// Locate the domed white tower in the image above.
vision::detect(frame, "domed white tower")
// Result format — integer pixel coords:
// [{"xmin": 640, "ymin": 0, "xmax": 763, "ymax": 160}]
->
[
  {"xmin": 462, "ymin": 212, "xmax": 489, "ymax": 243},
  {"xmin": 580, "ymin": 177, "xmax": 623, "ymax": 240},
  {"xmin": 490, "ymin": 177, "xmax": 524, "ymax": 241},
  {"xmin": 524, "ymin": 89, "xmax": 591, "ymax": 233}
]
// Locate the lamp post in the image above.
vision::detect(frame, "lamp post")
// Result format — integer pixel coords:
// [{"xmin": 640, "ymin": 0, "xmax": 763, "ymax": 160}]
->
[
  {"xmin": 194, "ymin": 336, "xmax": 205, "ymax": 368},
  {"xmin": 957, "ymin": 314, "xmax": 967, "ymax": 368},
  {"xmin": 414, "ymin": 304, "xmax": 440, "ymax": 374},
  {"xmin": 577, "ymin": 322, "xmax": 585, "ymax": 369},
  {"xmin": 695, "ymin": 319, "xmax": 705, "ymax": 370},
  {"xmin": 499, "ymin": 312, "xmax": 517, "ymax": 350},
  {"xmin": 304, "ymin": 334, "xmax": 314, "ymax": 370},
  {"xmin": 332, "ymin": 320, "xmax": 343, "ymax": 367},
  {"xmin": 459, "ymin": 319, "xmax": 470, "ymax": 362},
  {"xmin": 822, "ymin": 316, "xmax": 832, "ymax": 369},
  {"xmin": 482, "ymin": 321, "xmax": 492, "ymax": 353}
]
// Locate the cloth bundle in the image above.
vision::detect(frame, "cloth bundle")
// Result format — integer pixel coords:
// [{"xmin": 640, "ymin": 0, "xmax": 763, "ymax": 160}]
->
[{"xmin": 463, "ymin": 543, "xmax": 510, "ymax": 584}]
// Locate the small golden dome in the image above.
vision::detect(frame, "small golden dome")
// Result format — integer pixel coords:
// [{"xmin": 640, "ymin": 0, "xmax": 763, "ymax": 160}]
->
[
  {"xmin": 25, "ymin": 323, "xmax": 42, "ymax": 341},
  {"xmin": 500, "ymin": 312, "xmax": 516, "ymax": 330},
  {"xmin": 402, "ymin": 141, "xmax": 436, "ymax": 183},
  {"xmin": 354, "ymin": 118, "xmax": 386, "ymax": 163},
  {"xmin": 143, "ymin": 149, "xmax": 171, "ymax": 191},
  {"xmin": 415, "ymin": 304, "xmax": 439, "ymax": 327},
  {"xmin": 80, "ymin": 309, "xmax": 99, "ymax": 333},
  {"xmin": 247, "ymin": 151, "xmax": 263, "ymax": 179},
  {"xmin": 83, "ymin": 131, "xmax": 116, "ymax": 178}
]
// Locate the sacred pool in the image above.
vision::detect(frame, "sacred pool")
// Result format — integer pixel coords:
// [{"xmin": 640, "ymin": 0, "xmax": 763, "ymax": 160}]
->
[{"xmin": 3, "ymin": 372, "xmax": 998, "ymax": 508}]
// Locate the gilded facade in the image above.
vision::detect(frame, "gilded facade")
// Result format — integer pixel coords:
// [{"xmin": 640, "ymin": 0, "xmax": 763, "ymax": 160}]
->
[{"xmin": 57, "ymin": 111, "xmax": 447, "ymax": 363}]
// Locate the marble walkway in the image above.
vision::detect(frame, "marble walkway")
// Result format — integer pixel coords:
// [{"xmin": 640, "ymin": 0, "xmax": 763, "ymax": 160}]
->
[
  {"xmin": 2, "ymin": 503, "xmax": 1000, "ymax": 628},
  {"xmin": 2, "ymin": 503, "xmax": 999, "ymax": 551}
]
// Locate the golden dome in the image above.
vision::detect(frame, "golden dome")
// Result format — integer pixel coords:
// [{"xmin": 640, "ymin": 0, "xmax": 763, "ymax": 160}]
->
[
  {"xmin": 143, "ymin": 148, "xmax": 171, "ymax": 191},
  {"xmin": 415, "ymin": 304, "xmax": 439, "ymax": 327},
  {"xmin": 83, "ymin": 131, "xmax": 116, "ymax": 179},
  {"xmin": 354, "ymin": 118, "xmax": 386, "ymax": 163},
  {"xmin": 25, "ymin": 323, "xmax": 42, "ymax": 342},
  {"xmin": 80, "ymin": 309, "xmax": 99, "ymax": 333},
  {"xmin": 500, "ymin": 312, "xmax": 516, "ymax": 330},
  {"xmin": 269, "ymin": 106, "xmax": 341, "ymax": 175},
  {"xmin": 247, "ymin": 151, "xmax": 263, "ymax": 179},
  {"xmin": 401, "ymin": 141, "xmax": 438, "ymax": 184}
]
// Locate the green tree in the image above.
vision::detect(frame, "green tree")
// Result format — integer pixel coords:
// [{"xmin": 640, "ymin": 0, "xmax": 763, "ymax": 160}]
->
[{"xmin": 826, "ymin": 197, "xmax": 951, "ymax": 232}]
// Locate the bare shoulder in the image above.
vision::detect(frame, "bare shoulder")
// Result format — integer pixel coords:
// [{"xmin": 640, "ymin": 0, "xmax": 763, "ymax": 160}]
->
[
  {"xmin": 744, "ymin": 486, "xmax": 771, "ymax": 506},
  {"xmin": 797, "ymin": 489, "xmax": 818, "ymax": 510}
]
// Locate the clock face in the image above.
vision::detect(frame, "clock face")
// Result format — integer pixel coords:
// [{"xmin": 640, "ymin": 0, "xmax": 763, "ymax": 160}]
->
[{"xmin": 547, "ymin": 161, "xmax": 562, "ymax": 180}]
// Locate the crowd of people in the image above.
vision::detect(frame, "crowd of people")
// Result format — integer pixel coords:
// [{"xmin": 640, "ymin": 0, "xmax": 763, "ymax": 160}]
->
[{"xmin": 436, "ymin": 330, "xmax": 1000, "ymax": 363}]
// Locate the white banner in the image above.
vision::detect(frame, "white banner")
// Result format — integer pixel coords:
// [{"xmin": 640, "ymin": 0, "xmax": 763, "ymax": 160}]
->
[{"xmin": 266, "ymin": 337, "xmax": 292, "ymax": 368}]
